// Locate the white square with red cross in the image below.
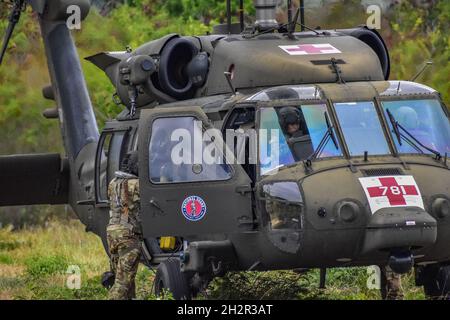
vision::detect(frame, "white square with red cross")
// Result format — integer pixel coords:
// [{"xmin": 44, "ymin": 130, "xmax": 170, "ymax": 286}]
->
[
  {"xmin": 279, "ymin": 43, "xmax": 342, "ymax": 56},
  {"xmin": 359, "ymin": 176, "xmax": 424, "ymax": 214}
]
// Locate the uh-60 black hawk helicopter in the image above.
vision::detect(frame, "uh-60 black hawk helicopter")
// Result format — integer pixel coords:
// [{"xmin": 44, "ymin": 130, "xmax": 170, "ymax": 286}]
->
[{"xmin": 1, "ymin": 0, "xmax": 450, "ymax": 300}]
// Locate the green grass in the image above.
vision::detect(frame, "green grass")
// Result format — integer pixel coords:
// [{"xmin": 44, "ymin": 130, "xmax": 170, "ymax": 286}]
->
[
  {"xmin": 0, "ymin": 253, "xmax": 13, "ymax": 265},
  {"xmin": 0, "ymin": 220, "xmax": 158, "ymax": 300},
  {"xmin": 25, "ymin": 255, "xmax": 68, "ymax": 277},
  {"xmin": 0, "ymin": 219, "xmax": 426, "ymax": 300}
]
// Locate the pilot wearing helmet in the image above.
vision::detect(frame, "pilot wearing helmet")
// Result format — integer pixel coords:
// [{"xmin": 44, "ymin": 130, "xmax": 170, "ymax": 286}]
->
[
  {"xmin": 279, "ymin": 107, "xmax": 314, "ymax": 160},
  {"xmin": 279, "ymin": 107, "xmax": 304, "ymax": 139}
]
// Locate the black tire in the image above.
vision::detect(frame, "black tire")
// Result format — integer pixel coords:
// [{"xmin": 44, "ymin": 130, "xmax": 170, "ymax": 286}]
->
[
  {"xmin": 418, "ymin": 264, "xmax": 450, "ymax": 299},
  {"xmin": 144, "ymin": 238, "xmax": 162, "ymax": 255},
  {"xmin": 154, "ymin": 259, "xmax": 192, "ymax": 300}
]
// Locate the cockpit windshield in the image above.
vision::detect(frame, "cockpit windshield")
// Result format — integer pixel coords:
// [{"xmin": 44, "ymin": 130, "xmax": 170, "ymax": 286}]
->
[
  {"xmin": 381, "ymin": 99, "xmax": 450, "ymax": 155},
  {"xmin": 259, "ymin": 104, "xmax": 342, "ymax": 175},
  {"xmin": 334, "ymin": 101, "xmax": 391, "ymax": 156},
  {"xmin": 258, "ymin": 97, "xmax": 450, "ymax": 175}
]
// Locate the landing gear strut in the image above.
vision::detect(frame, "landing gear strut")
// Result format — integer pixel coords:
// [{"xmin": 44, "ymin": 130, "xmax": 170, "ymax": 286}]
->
[{"xmin": 416, "ymin": 263, "xmax": 450, "ymax": 300}]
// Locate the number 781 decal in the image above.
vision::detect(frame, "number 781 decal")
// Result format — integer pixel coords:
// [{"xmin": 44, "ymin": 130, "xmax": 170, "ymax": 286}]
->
[{"xmin": 359, "ymin": 176, "xmax": 424, "ymax": 214}]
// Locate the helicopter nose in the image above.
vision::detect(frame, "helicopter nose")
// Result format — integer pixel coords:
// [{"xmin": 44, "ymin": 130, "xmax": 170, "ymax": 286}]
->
[{"xmin": 361, "ymin": 207, "xmax": 437, "ymax": 256}]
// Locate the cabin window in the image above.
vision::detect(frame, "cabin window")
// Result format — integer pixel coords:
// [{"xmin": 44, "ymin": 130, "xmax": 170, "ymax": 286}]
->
[
  {"xmin": 262, "ymin": 182, "xmax": 303, "ymax": 230},
  {"xmin": 149, "ymin": 117, "xmax": 232, "ymax": 184}
]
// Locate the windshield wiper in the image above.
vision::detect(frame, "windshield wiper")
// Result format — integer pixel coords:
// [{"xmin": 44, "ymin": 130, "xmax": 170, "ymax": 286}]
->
[
  {"xmin": 308, "ymin": 112, "xmax": 339, "ymax": 161},
  {"xmin": 386, "ymin": 108, "xmax": 441, "ymax": 160}
]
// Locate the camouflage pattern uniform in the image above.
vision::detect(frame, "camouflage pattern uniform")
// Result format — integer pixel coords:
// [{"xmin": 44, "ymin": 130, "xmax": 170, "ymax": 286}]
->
[
  {"xmin": 381, "ymin": 266, "xmax": 404, "ymax": 300},
  {"xmin": 107, "ymin": 171, "xmax": 142, "ymax": 300}
]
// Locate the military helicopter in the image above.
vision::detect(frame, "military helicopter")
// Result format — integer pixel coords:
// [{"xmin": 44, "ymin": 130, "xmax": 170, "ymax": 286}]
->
[{"xmin": 1, "ymin": 0, "xmax": 450, "ymax": 300}]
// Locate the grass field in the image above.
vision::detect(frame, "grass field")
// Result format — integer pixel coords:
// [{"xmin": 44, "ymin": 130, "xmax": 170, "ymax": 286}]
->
[{"xmin": 0, "ymin": 219, "xmax": 425, "ymax": 300}]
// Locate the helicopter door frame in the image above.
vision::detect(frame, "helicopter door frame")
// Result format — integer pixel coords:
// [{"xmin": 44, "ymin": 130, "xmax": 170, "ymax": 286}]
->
[
  {"xmin": 138, "ymin": 106, "xmax": 253, "ymax": 237},
  {"xmin": 95, "ymin": 126, "xmax": 132, "ymax": 207}
]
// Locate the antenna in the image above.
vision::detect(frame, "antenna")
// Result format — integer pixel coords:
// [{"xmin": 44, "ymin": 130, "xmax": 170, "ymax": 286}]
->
[
  {"xmin": 287, "ymin": 0, "xmax": 293, "ymax": 27},
  {"xmin": 287, "ymin": 7, "xmax": 300, "ymax": 38},
  {"xmin": 411, "ymin": 61, "xmax": 433, "ymax": 82},
  {"xmin": 227, "ymin": 0, "xmax": 232, "ymax": 34},
  {"xmin": 300, "ymin": 0, "xmax": 305, "ymax": 32},
  {"xmin": 239, "ymin": 0, "xmax": 245, "ymax": 32}
]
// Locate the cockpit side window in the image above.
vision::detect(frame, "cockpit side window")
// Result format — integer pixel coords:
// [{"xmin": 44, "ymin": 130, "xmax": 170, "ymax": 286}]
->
[
  {"xmin": 262, "ymin": 182, "xmax": 303, "ymax": 230},
  {"xmin": 149, "ymin": 117, "xmax": 232, "ymax": 184},
  {"xmin": 259, "ymin": 105, "xmax": 342, "ymax": 175}
]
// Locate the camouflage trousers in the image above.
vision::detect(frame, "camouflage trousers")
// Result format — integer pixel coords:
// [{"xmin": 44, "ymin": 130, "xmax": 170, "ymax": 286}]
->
[
  {"xmin": 380, "ymin": 266, "xmax": 404, "ymax": 300},
  {"xmin": 107, "ymin": 224, "xmax": 142, "ymax": 300}
]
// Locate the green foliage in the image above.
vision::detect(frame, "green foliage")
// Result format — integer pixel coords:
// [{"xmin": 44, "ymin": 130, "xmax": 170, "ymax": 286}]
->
[
  {"xmin": 0, "ymin": 227, "xmax": 24, "ymax": 250},
  {"xmin": 18, "ymin": 275, "xmax": 108, "ymax": 300},
  {"xmin": 25, "ymin": 255, "xmax": 68, "ymax": 277},
  {"xmin": 390, "ymin": 1, "xmax": 450, "ymax": 106},
  {"xmin": 0, "ymin": 206, "xmax": 74, "ymax": 230},
  {"xmin": 0, "ymin": 253, "xmax": 14, "ymax": 265},
  {"xmin": 207, "ymin": 267, "xmax": 425, "ymax": 300},
  {"xmin": 208, "ymin": 271, "xmax": 311, "ymax": 300},
  {"xmin": 0, "ymin": 240, "xmax": 21, "ymax": 251}
]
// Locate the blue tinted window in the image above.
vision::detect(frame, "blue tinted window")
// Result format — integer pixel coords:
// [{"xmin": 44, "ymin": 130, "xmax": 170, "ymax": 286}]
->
[
  {"xmin": 259, "ymin": 108, "xmax": 295, "ymax": 175},
  {"xmin": 302, "ymin": 105, "xmax": 342, "ymax": 158},
  {"xmin": 259, "ymin": 105, "xmax": 342, "ymax": 175},
  {"xmin": 382, "ymin": 99, "xmax": 450, "ymax": 155},
  {"xmin": 334, "ymin": 102, "xmax": 390, "ymax": 156}
]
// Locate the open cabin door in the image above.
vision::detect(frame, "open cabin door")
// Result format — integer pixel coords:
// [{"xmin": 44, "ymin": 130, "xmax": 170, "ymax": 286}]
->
[{"xmin": 138, "ymin": 106, "xmax": 253, "ymax": 237}]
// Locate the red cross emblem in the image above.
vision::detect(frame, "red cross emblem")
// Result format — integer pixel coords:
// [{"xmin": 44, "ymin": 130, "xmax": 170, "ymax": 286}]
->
[
  {"xmin": 359, "ymin": 176, "xmax": 424, "ymax": 213},
  {"xmin": 366, "ymin": 177, "xmax": 419, "ymax": 206},
  {"xmin": 279, "ymin": 43, "xmax": 342, "ymax": 55},
  {"xmin": 287, "ymin": 45, "xmax": 336, "ymax": 54}
]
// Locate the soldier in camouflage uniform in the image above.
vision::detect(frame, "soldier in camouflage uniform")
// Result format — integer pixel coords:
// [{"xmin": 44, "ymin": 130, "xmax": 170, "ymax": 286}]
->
[
  {"xmin": 380, "ymin": 266, "xmax": 404, "ymax": 300},
  {"xmin": 107, "ymin": 151, "xmax": 142, "ymax": 300}
]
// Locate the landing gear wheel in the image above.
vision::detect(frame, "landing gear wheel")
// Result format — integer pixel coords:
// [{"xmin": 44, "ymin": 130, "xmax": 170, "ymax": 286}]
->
[
  {"xmin": 154, "ymin": 259, "xmax": 192, "ymax": 300},
  {"xmin": 416, "ymin": 264, "xmax": 450, "ymax": 300}
]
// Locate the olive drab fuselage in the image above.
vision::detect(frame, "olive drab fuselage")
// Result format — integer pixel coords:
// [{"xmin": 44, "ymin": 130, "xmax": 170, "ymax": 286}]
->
[{"xmin": 93, "ymin": 81, "xmax": 450, "ymax": 273}]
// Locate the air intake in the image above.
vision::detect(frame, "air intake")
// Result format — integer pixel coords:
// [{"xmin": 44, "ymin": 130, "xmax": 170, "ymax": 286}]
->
[{"xmin": 362, "ymin": 168, "xmax": 404, "ymax": 177}]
